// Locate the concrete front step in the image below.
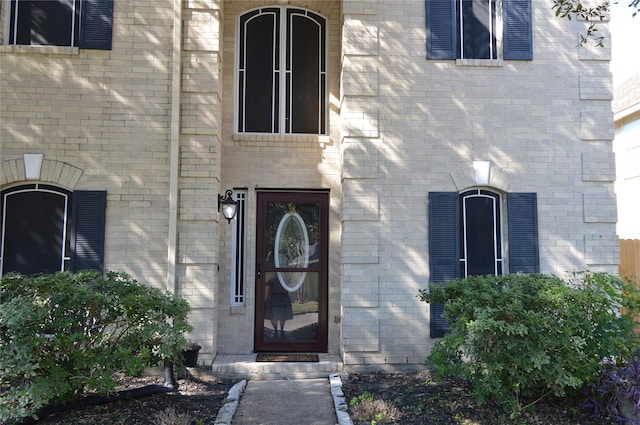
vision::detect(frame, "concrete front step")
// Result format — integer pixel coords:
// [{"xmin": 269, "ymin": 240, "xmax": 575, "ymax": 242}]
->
[{"xmin": 211, "ymin": 354, "xmax": 344, "ymax": 380}]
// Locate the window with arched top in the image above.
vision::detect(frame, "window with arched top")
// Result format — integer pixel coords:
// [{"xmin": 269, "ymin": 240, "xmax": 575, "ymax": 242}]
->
[
  {"xmin": 459, "ymin": 189, "xmax": 503, "ymax": 277},
  {"xmin": 236, "ymin": 7, "xmax": 327, "ymax": 134},
  {"xmin": 0, "ymin": 184, "xmax": 106, "ymax": 276},
  {"xmin": 428, "ymin": 189, "xmax": 539, "ymax": 337}
]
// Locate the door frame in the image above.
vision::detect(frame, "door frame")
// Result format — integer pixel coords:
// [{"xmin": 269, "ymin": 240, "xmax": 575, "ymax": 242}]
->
[{"xmin": 253, "ymin": 190, "xmax": 329, "ymax": 352}]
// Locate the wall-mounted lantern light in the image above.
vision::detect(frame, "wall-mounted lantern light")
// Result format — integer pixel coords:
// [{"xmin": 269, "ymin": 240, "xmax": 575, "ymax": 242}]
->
[{"xmin": 218, "ymin": 190, "xmax": 238, "ymax": 223}]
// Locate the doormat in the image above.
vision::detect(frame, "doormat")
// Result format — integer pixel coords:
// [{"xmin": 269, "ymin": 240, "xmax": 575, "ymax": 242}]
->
[{"xmin": 256, "ymin": 353, "xmax": 319, "ymax": 362}]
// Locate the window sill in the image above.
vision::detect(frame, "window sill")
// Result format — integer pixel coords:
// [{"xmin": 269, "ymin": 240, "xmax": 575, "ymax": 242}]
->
[
  {"xmin": 232, "ymin": 133, "xmax": 331, "ymax": 146},
  {"xmin": 0, "ymin": 45, "xmax": 80, "ymax": 55},
  {"xmin": 230, "ymin": 306, "xmax": 246, "ymax": 315},
  {"xmin": 456, "ymin": 59, "xmax": 503, "ymax": 68}
]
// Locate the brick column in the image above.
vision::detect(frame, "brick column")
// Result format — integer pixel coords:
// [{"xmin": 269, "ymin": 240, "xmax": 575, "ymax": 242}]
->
[
  {"xmin": 176, "ymin": 0, "xmax": 224, "ymax": 364},
  {"xmin": 340, "ymin": 0, "xmax": 384, "ymax": 365},
  {"xmin": 578, "ymin": 27, "xmax": 618, "ymax": 272}
]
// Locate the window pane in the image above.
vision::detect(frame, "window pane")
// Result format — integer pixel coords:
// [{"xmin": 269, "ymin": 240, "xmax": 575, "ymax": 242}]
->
[
  {"xmin": 264, "ymin": 201, "xmax": 321, "ymax": 270},
  {"xmin": 464, "ymin": 196, "xmax": 496, "ymax": 275},
  {"xmin": 458, "ymin": 0, "xmax": 497, "ymax": 59},
  {"xmin": 460, "ymin": 192, "xmax": 502, "ymax": 277},
  {"xmin": 243, "ymin": 13, "xmax": 278, "ymax": 132},
  {"xmin": 2, "ymin": 190, "xmax": 67, "ymax": 275},
  {"xmin": 289, "ymin": 14, "xmax": 321, "ymax": 134},
  {"xmin": 238, "ymin": 7, "xmax": 326, "ymax": 135},
  {"xmin": 231, "ymin": 191, "xmax": 247, "ymax": 306},
  {"xmin": 263, "ymin": 271, "xmax": 320, "ymax": 342},
  {"xmin": 11, "ymin": 0, "xmax": 77, "ymax": 46}
]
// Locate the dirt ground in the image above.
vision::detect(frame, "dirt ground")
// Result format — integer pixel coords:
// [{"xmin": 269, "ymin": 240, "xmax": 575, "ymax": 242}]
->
[
  {"xmin": 342, "ymin": 370, "xmax": 614, "ymax": 425},
  {"xmin": 15, "ymin": 369, "xmax": 614, "ymax": 425},
  {"xmin": 26, "ymin": 374, "xmax": 234, "ymax": 425}
]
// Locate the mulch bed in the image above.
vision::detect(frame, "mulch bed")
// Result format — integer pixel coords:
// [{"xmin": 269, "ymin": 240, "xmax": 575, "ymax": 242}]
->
[
  {"xmin": 28, "ymin": 373, "xmax": 235, "ymax": 425},
  {"xmin": 10, "ymin": 369, "xmax": 616, "ymax": 425},
  {"xmin": 342, "ymin": 370, "xmax": 614, "ymax": 425}
]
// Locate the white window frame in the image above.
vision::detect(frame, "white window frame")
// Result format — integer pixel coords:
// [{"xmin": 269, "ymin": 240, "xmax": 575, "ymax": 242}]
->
[
  {"xmin": 235, "ymin": 6, "xmax": 328, "ymax": 135},
  {"xmin": 616, "ymin": 119, "xmax": 640, "ymax": 179},
  {"xmin": 457, "ymin": 0, "xmax": 503, "ymax": 60},
  {"xmin": 459, "ymin": 189, "xmax": 504, "ymax": 277},
  {"xmin": 3, "ymin": 0, "xmax": 81, "ymax": 47},
  {"xmin": 0, "ymin": 184, "xmax": 70, "ymax": 277}
]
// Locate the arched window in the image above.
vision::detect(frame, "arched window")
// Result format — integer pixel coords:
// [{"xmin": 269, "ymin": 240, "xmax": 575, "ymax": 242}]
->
[
  {"xmin": 0, "ymin": 185, "xmax": 106, "ymax": 276},
  {"xmin": 236, "ymin": 7, "xmax": 327, "ymax": 134},
  {"xmin": 459, "ymin": 189, "xmax": 503, "ymax": 277},
  {"xmin": 1, "ymin": 185, "xmax": 70, "ymax": 275},
  {"xmin": 428, "ymin": 190, "xmax": 539, "ymax": 337}
]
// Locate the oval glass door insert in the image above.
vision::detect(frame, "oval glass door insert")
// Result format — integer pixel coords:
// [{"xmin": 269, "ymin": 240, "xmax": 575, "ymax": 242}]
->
[{"xmin": 274, "ymin": 212, "xmax": 309, "ymax": 291}]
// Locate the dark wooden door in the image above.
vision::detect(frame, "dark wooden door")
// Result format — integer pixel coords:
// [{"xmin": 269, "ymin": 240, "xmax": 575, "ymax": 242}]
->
[{"xmin": 254, "ymin": 191, "xmax": 329, "ymax": 352}]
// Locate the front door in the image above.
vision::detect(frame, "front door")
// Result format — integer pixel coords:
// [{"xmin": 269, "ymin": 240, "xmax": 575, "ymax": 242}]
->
[{"xmin": 254, "ymin": 191, "xmax": 329, "ymax": 352}]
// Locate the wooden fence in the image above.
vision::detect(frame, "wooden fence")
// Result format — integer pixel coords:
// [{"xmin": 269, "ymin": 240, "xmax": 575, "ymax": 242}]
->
[
  {"xmin": 620, "ymin": 239, "xmax": 640, "ymax": 334},
  {"xmin": 620, "ymin": 239, "xmax": 640, "ymax": 283}
]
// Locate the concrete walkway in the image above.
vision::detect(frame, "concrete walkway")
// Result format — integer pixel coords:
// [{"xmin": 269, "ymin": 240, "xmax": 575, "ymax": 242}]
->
[{"xmin": 214, "ymin": 375, "xmax": 352, "ymax": 425}]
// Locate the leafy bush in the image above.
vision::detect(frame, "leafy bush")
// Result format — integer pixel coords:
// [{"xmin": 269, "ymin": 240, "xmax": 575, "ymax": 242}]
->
[
  {"xmin": 0, "ymin": 271, "xmax": 192, "ymax": 421},
  {"xmin": 583, "ymin": 351, "xmax": 640, "ymax": 424},
  {"xmin": 418, "ymin": 271, "xmax": 640, "ymax": 416}
]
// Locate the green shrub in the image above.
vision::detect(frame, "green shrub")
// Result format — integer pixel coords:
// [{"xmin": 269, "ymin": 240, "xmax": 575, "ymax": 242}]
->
[
  {"xmin": 418, "ymin": 271, "xmax": 640, "ymax": 416},
  {"xmin": 0, "ymin": 271, "xmax": 192, "ymax": 421}
]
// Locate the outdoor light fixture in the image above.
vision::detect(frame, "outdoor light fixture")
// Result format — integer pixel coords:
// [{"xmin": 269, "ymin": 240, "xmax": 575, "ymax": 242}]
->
[{"xmin": 218, "ymin": 190, "xmax": 238, "ymax": 223}]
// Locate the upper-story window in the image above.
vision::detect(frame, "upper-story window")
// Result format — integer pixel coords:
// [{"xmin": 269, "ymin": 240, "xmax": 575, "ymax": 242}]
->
[
  {"xmin": 4, "ymin": 0, "xmax": 113, "ymax": 50},
  {"xmin": 237, "ymin": 7, "xmax": 327, "ymax": 135},
  {"xmin": 426, "ymin": 0, "xmax": 532, "ymax": 60},
  {"xmin": 458, "ymin": 0, "xmax": 498, "ymax": 59}
]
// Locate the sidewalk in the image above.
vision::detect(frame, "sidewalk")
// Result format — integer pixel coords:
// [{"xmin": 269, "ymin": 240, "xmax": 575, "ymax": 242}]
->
[{"xmin": 214, "ymin": 375, "xmax": 352, "ymax": 425}]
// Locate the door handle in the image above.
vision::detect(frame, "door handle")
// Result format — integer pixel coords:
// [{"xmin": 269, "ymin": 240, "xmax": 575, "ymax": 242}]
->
[{"xmin": 256, "ymin": 262, "xmax": 262, "ymax": 278}]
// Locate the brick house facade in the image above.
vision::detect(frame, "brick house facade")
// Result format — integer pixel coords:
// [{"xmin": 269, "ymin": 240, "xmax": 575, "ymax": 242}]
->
[{"xmin": 0, "ymin": 0, "xmax": 616, "ymax": 368}]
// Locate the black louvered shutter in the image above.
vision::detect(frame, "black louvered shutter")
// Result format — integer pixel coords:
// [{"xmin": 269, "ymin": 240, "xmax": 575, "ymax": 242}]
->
[
  {"xmin": 426, "ymin": 0, "xmax": 456, "ymax": 59},
  {"xmin": 428, "ymin": 192, "xmax": 460, "ymax": 337},
  {"xmin": 79, "ymin": 0, "xmax": 114, "ymax": 50},
  {"xmin": 503, "ymin": 0, "xmax": 533, "ymax": 60},
  {"xmin": 70, "ymin": 190, "xmax": 107, "ymax": 273},
  {"xmin": 507, "ymin": 193, "xmax": 539, "ymax": 272}
]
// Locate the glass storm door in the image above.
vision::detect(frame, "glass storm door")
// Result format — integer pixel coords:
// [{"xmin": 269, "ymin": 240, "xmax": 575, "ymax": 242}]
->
[{"xmin": 254, "ymin": 191, "xmax": 328, "ymax": 352}]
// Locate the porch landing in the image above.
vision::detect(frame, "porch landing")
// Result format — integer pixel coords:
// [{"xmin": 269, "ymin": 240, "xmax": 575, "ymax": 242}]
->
[{"xmin": 211, "ymin": 353, "xmax": 344, "ymax": 380}]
